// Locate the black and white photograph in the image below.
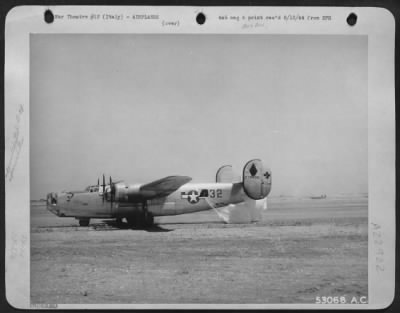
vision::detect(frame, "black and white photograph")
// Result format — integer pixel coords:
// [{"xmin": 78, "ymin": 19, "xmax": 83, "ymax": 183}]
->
[{"xmin": 4, "ymin": 6, "xmax": 395, "ymax": 309}]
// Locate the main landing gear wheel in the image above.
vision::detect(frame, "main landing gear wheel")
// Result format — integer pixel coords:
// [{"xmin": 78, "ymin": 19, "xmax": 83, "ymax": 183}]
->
[
  {"xmin": 115, "ymin": 217, "xmax": 123, "ymax": 226},
  {"xmin": 142, "ymin": 201, "xmax": 154, "ymax": 227},
  {"xmin": 79, "ymin": 219, "xmax": 90, "ymax": 227},
  {"xmin": 126, "ymin": 214, "xmax": 154, "ymax": 228},
  {"xmin": 144, "ymin": 214, "xmax": 154, "ymax": 227},
  {"xmin": 126, "ymin": 215, "xmax": 138, "ymax": 228}
]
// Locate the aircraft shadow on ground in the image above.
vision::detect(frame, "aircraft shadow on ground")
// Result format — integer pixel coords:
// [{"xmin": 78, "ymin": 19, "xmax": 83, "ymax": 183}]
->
[
  {"xmin": 36, "ymin": 220, "xmax": 225, "ymax": 232},
  {"xmin": 36, "ymin": 222, "xmax": 172, "ymax": 232},
  {"xmin": 103, "ymin": 220, "xmax": 173, "ymax": 232},
  {"xmin": 159, "ymin": 221, "xmax": 224, "ymax": 225}
]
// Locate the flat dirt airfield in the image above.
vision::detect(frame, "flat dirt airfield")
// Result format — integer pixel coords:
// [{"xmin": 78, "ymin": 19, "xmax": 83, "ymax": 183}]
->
[{"xmin": 31, "ymin": 196, "xmax": 368, "ymax": 304}]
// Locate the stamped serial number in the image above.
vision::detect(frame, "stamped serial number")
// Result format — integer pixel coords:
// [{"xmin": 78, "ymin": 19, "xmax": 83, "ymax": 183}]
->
[
  {"xmin": 31, "ymin": 303, "xmax": 58, "ymax": 309},
  {"xmin": 316, "ymin": 296, "xmax": 368, "ymax": 304}
]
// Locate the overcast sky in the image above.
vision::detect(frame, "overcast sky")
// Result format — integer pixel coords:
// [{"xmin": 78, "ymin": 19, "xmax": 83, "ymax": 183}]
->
[{"xmin": 30, "ymin": 34, "xmax": 367, "ymax": 199}]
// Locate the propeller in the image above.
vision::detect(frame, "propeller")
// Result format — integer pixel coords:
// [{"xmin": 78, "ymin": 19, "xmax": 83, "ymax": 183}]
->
[
  {"xmin": 102, "ymin": 174, "xmax": 106, "ymax": 202},
  {"xmin": 98, "ymin": 174, "xmax": 118, "ymax": 205},
  {"xmin": 109, "ymin": 176, "xmax": 113, "ymax": 204}
]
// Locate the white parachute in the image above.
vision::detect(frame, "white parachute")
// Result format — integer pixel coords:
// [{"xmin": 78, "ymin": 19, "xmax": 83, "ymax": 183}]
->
[{"xmin": 210, "ymin": 197, "xmax": 268, "ymax": 224}]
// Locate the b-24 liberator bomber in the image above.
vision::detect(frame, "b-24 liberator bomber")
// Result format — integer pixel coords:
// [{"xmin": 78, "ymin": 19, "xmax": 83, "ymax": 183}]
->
[{"xmin": 47, "ymin": 159, "xmax": 271, "ymax": 227}]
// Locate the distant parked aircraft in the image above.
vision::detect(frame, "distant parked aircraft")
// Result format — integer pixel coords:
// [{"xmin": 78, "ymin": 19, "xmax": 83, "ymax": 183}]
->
[
  {"xmin": 310, "ymin": 194, "xmax": 327, "ymax": 199},
  {"xmin": 47, "ymin": 159, "xmax": 272, "ymax": 227}
]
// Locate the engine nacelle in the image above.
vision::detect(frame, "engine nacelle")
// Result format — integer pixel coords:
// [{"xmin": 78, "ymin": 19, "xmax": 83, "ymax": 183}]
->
[
  {"xmin": 242, "ymin": 159, "xmax": 271, "ymax": 200},
  {"xmin": 113, "ymin": 183, "xmax": 143, "ymax": 203}
]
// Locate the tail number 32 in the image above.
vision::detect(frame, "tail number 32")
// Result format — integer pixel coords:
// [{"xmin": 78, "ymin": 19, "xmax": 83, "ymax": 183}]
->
[{"xmin": 209, "ymin": 189, "xmax": 222, "ymax": 198}]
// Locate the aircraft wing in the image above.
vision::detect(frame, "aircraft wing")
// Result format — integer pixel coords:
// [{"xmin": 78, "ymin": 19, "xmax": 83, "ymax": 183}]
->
[{"xmin": 140, "ymin": 175, "xmax": 192, "ymax": 198}]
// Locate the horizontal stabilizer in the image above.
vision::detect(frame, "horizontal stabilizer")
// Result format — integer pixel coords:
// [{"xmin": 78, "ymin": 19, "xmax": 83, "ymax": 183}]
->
[{"xmin": 140, "ymin": 176, "xmax": 192, "ymax": 198}]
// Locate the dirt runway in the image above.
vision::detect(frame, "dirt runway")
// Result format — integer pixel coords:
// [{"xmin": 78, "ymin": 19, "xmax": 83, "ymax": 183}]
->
[{"xmin": 31, "ymin": 196, "xmax": 368, "ymax": 304}]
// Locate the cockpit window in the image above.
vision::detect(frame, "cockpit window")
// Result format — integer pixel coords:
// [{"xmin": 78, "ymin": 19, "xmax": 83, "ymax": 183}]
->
[{"xmin": 86, "ymin": 185, "xmax": 99, "ymax": 192}]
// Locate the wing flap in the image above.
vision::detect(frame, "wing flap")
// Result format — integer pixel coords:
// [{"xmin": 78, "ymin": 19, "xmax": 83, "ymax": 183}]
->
[{"xmin": 140, "ymin": 176, "xmax": 192, "ymax": 198}]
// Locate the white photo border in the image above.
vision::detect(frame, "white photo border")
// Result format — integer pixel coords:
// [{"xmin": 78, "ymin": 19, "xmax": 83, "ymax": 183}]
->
[{"xmin": 4, "ymin": 5, "xmax": 395, "ymax": 309}]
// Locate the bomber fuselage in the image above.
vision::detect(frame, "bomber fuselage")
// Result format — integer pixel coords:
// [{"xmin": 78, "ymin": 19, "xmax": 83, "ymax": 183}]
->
[{"xmin": 47, "ymin": 182, "xmax": 245, "ymax": 219}]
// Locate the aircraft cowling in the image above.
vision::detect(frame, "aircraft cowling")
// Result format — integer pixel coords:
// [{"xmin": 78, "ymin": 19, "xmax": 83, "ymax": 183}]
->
[{"xmin": 113, "ymin": 183, "xmax": 144, "ymax": 203}]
